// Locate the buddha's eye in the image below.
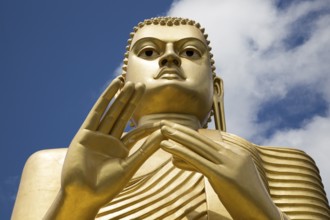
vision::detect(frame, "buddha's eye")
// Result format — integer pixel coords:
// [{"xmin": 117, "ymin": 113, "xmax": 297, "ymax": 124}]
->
[
  {"xmin": 145, "ymin": 50, "xmax": 154, "ymax": 57},
  {"xmin": 180, "ymin": 47, "xmax": 201, "ymax": 59},
  {"xmin": 185, "ymin": 50, "xmax": 195, "ymax": 57},
  {"xmin": 137, "ymin": 47, "xmax": 160, "ymax": 59}
]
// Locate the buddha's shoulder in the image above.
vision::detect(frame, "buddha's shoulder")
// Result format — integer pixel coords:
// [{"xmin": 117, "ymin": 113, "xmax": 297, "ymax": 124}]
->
[
  {"xmin": 24, "ymin": 148, "xmax": 67, "ymax": 173},
  {"xmin": 18, "ymin": 148, "xmax": 66, "ymax": 196},
  {"xmin": 222, "ymin": 131, "xmax": 314, "ymax": 162},
  {"xmin": 13, "ymin": 149, "xmax": 67, "ymax": 219},
  {"xmin": 29, "ymin": 148, "xmax": 67, "ymax": 157},
  {"xmin": 201, "ymin": 129, "xmax": 316, "ymax": 166},
  {"xmin": 218, "ymin": 131, "xmax": 312, "ymax": 156}
]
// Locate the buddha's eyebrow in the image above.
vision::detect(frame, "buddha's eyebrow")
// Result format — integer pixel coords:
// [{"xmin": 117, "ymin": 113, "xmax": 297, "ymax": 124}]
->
[
  {"xmin": 131, "ymin": 37, "xmax": 207, "ymax": 49},
  {"xmin": 175, "ymin": 37, "xmax": 208, "ymax": 50},
  {"xmin": 131, "ymin": 37, "xmax": 164, "ymax": 49}
]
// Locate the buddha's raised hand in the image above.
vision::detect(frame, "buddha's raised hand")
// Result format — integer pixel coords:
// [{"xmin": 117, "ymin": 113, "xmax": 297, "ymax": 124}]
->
[
  {"xmin": 160, "ymin": 121, "xmax": 283, "ymax": 220},
  {"xmin": 45, "ymin": 78, "xmax": 164, "ymax": 219}
]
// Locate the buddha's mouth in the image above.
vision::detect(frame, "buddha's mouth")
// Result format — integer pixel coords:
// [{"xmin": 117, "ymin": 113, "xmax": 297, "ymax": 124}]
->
[{"xmin": 154, "ymin": 67, "xmax": 186, "ymax": 80}]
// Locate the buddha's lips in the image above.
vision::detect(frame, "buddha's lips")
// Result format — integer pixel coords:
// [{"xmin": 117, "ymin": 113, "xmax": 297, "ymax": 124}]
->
[{"xmin": 154, "ymin": 67, "xmax": 186, "ymax": 80}]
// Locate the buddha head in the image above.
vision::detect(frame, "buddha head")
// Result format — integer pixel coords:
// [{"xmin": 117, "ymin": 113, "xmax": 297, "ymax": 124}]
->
[{"xmin": 121, "ymin": 17, "xmax": 226, "ymax": 131}]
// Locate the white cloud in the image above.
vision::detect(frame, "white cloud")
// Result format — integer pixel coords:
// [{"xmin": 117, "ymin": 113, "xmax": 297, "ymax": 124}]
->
[
  {"xmin": 168, "ymin": 0, "xmax": 330, "ymax": 197},
  {"xmin": 0, "ymin": 176, "xmax": 19, "ymax": 203}
]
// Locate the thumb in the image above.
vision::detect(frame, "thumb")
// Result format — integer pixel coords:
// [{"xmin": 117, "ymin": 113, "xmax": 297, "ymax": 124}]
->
[{"xmin": 123, "ymin": 130, "xmax": 164, "ymax": 174}]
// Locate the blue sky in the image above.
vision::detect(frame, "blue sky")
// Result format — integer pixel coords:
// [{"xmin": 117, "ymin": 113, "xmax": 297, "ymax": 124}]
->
[
  {"xmin": 0, "ymin": 1, "xmax": 174, "ymax": 218},
  {"xmin": 1, "ymin": 0, "xmax": 330, "ymax": 219}
]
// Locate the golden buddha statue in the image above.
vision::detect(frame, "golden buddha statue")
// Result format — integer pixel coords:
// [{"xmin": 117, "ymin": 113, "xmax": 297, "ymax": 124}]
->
[{"xmin": 12, "ymin": 17, "xmax": 330, "ymax": 220}]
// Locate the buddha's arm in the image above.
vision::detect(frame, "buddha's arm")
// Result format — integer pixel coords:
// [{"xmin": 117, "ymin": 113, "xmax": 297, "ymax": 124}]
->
[
  {"xmin": 160, "ymin": 121, "xmax": 283, "ymax": 220},
  {"xmin": 11, "ymin": 149, "xmax": 66, "ymax": 220}
]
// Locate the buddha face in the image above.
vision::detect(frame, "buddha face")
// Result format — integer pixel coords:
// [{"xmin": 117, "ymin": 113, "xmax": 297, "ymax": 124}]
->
[{"xmin": 126, "ymin": 24, "xmax": 214, "ymax": 126}]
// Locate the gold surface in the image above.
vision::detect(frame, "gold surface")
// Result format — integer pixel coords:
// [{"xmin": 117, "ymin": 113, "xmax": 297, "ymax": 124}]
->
[{"xmin": 12, "ymin": 17, "xmax": 329, "ymax": 219}]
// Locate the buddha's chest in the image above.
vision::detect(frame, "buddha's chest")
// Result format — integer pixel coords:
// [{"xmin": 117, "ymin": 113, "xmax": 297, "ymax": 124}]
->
[{"xmin": 96, "ymin": 161, "xmax": 232, "ymax": 220}]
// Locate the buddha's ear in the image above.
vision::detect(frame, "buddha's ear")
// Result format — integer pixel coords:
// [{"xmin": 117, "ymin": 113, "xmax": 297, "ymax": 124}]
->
[
  {"xmin": 213, "ymin": 76, "xmax": 223, "ymax": 97},
  {"xmin": 212, "ymin": 76, "xmax": 226, "ymax": 131}
]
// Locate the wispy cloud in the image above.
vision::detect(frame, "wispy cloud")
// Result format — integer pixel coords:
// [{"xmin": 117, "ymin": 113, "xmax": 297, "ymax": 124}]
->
[
  {"xmin": 0, "ymin": 175, "xmax": 19, "ymax": 217},
  {"xmin": 168, "ymin": 0, "xmax": 330, "ymax": 196}
]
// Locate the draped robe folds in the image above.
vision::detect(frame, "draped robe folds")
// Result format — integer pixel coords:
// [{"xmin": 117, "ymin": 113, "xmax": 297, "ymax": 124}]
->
[{"xmin": 95, "ymin": 130, "xmax": 330, "ymax": 220}]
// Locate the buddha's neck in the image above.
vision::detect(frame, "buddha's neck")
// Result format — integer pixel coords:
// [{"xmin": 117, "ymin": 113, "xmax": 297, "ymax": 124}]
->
[{"xmin": 137, "ymin": 113, "xmax": 202, "ymax": 130}]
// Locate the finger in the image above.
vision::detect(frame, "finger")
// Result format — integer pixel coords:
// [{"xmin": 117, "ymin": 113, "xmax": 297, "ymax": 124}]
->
[
  {"xmin": 161, "ymin": 140, "xmax": 216, "ymax": 176},
  {"xmin": 161, "ymin": 121, "xmax": 222, "ymax": 151},
  {"xmin": 123, "ymin": 130, "xmax": 164, "ymax": 175},
  {"xmin": 121, "ymin": 121, "xmax": 162, "ymax": 149},
  {"xmin": 121, "ymin": 120, "xmax": 170, "ymax": 149},
  {"xmin": 172, "ymin": 156, "xmax": 197, "ymax": 171},
  {"xmin": 110, "ymin": 83, "xmax": 145, "ymax": 138},
  {"xmin": 161, "ymin": 125, "xmax": 222, "ymax": 164},
  {"xmin": 81, "ymin": 78, "xmax": 123, "ymax": 130},
  {"xmin": 97, "ymin": 82, "xmax": 134, "ymax": 133}
]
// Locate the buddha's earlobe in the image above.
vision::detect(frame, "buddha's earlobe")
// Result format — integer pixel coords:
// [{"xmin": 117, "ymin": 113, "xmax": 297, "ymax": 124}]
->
[{"xmin": 212, "ymin": 76, "xmax": 226, "ymax": 131}]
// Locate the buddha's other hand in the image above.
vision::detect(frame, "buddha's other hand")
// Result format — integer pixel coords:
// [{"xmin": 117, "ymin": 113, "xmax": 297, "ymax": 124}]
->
[{"xmin": 160, "ymin": 121, "xmax": 281, "ymax": 220}]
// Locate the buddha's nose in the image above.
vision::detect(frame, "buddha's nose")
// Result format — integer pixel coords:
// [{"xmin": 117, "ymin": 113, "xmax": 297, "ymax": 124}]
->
[{"xmin": 159, "ymin": 44, "xmax": 181, "ymax": 67}]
